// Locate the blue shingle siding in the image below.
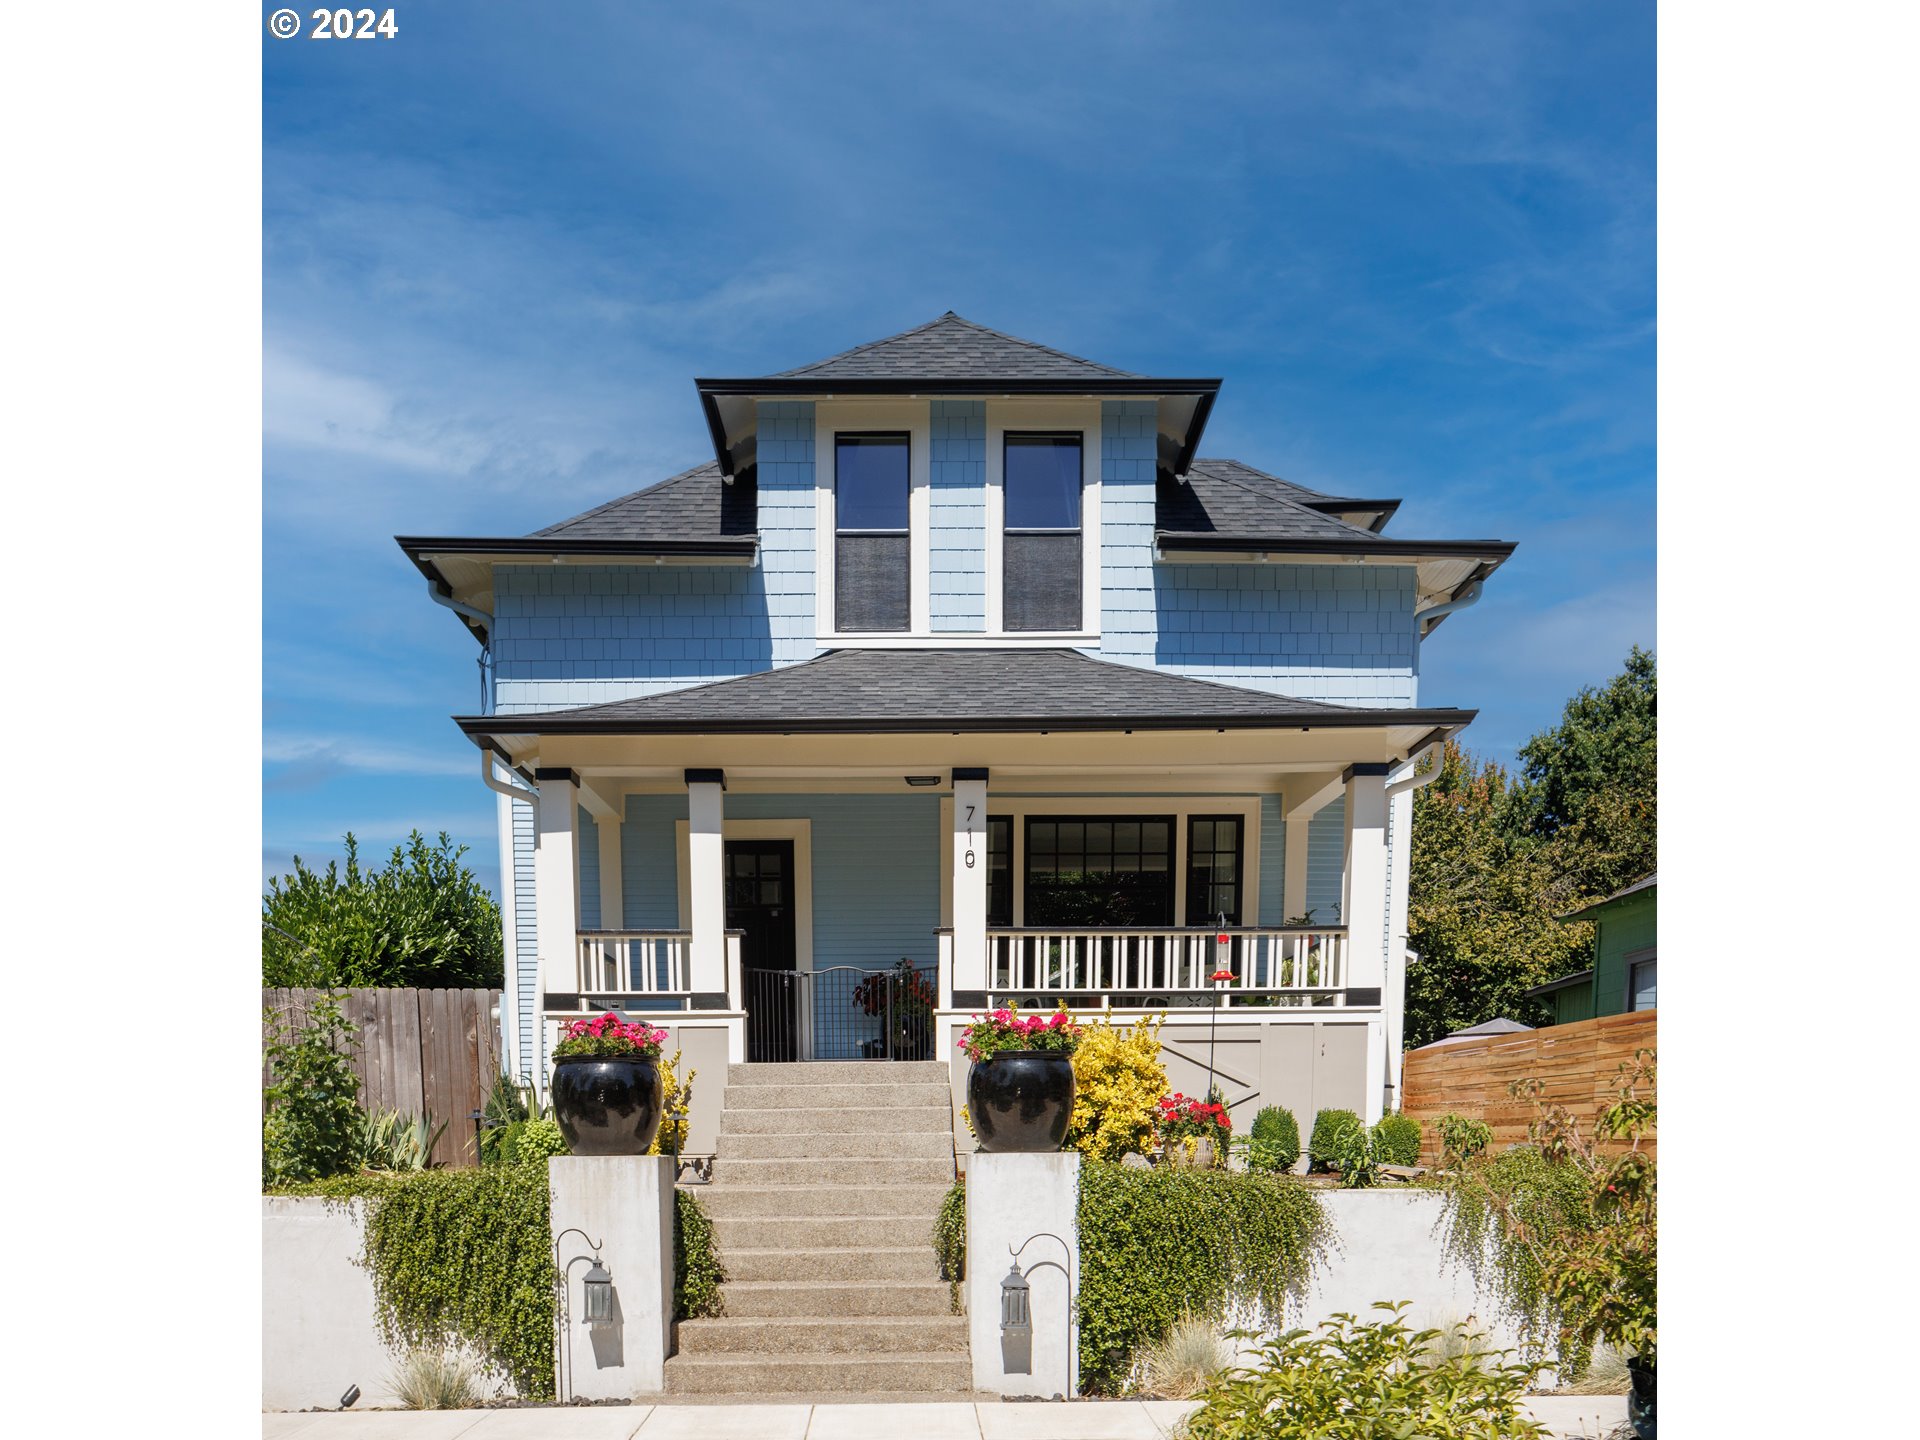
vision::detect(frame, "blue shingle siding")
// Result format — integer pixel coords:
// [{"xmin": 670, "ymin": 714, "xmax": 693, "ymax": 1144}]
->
[
  {"xmin": 1098, "ymin": 399, "xmax": 1160, "ymax": 653},
  {"xmin": 491, "ymin": 565, "xmax": 773, "ymax": 713},
  {"xmin": 620, "ymin": 794, "xmax": 688, "ymax": 931},
  {"xmin": 929, "ymin": 400, "xmax": 987, "ymax": 631},
  {"xmin": 1306, "ymin": 795, "xmax": 1346, "ymax": 925},
  {"xmin": 756, "ymin": 401, "xmax": 821, "ymax": 662},
  {"xmin": 577, "ymin": 807, "xmax": 600, "ymax": 930}
]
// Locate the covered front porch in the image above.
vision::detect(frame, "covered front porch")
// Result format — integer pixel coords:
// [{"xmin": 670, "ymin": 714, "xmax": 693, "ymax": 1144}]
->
[{"xmin": 462, "ymin": 648, "xmax": 1471, "ymax": 1129}]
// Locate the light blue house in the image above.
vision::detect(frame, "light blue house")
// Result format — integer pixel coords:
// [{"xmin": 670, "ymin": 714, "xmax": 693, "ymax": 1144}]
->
[{"xmin": 400, "ymin": 313, "xmax": 1513, "ymax": 1126}]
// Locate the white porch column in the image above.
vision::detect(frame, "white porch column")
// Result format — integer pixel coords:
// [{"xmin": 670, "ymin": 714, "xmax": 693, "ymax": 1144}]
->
[
  {"xmin": 1384, "ymin": 786, "xmax": 1414, "ymax": 1111},
  {"xmin": 534, "ymin": 768, "xmax": 581, "ymax": 1082},
  {"xmin": 1341, "ymin": 763, "xmax": 1391, "ymax": 1124},
  {"xmin": 685, "ymin": 769, "xmax": 727, "ymax": 999},
  {"xmin": 951, "ymin": 768, "xmax": 990, "ymax": 1004}
]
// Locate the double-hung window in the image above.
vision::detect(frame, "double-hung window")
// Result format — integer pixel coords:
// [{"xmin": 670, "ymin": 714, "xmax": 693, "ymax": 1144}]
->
[
  {"xmin": 834, "ymin": 433, "xmax": 911, "ymax": 632},
  {"xmin": 1003, "ymin": 432, "xmax": 1083, "ymax": 632}
]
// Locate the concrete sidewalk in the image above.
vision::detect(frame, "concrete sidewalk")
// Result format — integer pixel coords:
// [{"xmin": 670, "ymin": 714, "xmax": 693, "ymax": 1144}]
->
[{"xmin": 264, "ymin": 1394, "xmax": 1627, "ymax": 1440}]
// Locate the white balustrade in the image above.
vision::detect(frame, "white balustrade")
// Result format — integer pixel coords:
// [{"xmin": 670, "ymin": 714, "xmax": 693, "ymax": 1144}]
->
[
  {"xmin": 573, "ymin": 930, "xmax": 692, "ymax": 999},
  {"xmin": 983, "ymin": 926, "xmax": 1348, "ymax": 1005}
]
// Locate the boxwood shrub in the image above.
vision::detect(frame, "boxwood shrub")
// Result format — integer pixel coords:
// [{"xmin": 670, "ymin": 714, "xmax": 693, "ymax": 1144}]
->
[
  {"xmin": 1308, "ymin": 1108, "xmax": 1363, "ymax": 1171},
  {"xmin": 1371, "ymin": 1112, "xmax": 1423, "ymax": 1167},
  {"xmin": 1246, "ymin": 1105, "xmax": 1302, "ymax": 1173}
]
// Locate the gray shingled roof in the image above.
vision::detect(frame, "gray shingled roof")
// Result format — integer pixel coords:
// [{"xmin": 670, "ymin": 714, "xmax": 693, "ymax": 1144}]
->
[
  {"xmin": 772, "ymin": 312, "xmax": 1138, "ymax": 381},
  {"xmin": 1159, "ymin": 461, "xmax": 1389, "ymax": 544},
  {"xmin": 461, "ymin": 648, "xmax": 1476, "ymax": 736},
  {"xmin": 531, "ymin": 461, "xmax": 756, "ymax": 541}
]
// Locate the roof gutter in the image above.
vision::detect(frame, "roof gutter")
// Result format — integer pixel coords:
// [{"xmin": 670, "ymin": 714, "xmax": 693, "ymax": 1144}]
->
[
  {"xmin": 428, "ymin": 582, "xmax": 493, "ymax": 644},
  {"xmin": 1387, "ymin": 739, "xmax": 1447, "ymax": 799},
  {"xmin": 1414, "ymin": 580, "xmax": 1484, "ymax": 631},
  {"xmin": 481, "ymin": 751, "xmax": 537, "ymax": 804}
]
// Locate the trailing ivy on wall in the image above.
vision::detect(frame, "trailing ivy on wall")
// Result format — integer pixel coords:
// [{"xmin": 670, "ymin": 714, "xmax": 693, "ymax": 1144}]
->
[
  {"xmin": 1076, "ymin": 1164, "xmax": 1326, "ymax": 1394},
  {"xmin": 271, "ymin": 1164, "xmax": 726, "ymax": 1398},
  {"xmin": 933, "ymin": 1179, "xmax": 966, "ymax": 1312}
]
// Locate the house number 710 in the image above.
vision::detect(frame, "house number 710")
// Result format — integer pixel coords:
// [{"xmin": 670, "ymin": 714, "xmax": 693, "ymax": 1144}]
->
[{"xmin": 964, "ymin": 804, "xmax": 976, "ymax": 868}]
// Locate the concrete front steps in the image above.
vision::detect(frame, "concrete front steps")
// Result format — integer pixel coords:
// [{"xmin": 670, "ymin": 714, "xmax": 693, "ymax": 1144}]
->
[{"xmin": 666, "ymin": 1059, "xmax": 964, "ymax": 1399}]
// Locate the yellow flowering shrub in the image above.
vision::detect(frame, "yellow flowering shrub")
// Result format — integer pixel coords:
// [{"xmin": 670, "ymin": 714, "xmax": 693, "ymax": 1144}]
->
[
  {"xmin": 648, "ymin": 1049, "xmax": 697, "ymax": 1157},
  {"xmin": 1067, "ymin": 1013, "xmax": 1169, "ymax": 1161}
]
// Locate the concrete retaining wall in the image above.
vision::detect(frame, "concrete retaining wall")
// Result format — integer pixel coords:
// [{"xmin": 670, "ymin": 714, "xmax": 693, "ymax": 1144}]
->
[{"xmin": 261, "ymin": 1197, "xmax": 518, "ymax": 1412}]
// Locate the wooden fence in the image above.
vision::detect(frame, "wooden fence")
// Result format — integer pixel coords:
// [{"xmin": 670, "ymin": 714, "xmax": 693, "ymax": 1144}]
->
[
  {"xmin": 1401, "ymin": 1010, "xmax": 1656, "ymax": 1166},
  {"xmin": 263, "ymin": 987, "xmax": 503, "ymax": 1169}
]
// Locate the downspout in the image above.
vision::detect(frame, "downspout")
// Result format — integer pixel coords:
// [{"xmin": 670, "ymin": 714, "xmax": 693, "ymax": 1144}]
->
[
  {"xmin": 482, "ymin": 752, "xmax": 536, "ymax": 804},
  {"xmin": 1379, "ymin": 740, "xmax": 1446, "ymax": 1116},
  {"xmin": 1413, "ymin": 579, "xmax": 1483, "ymax": 632},
  {"xmin": 428, "ymin": 583, "xmax": 497, "ymax": 712}
]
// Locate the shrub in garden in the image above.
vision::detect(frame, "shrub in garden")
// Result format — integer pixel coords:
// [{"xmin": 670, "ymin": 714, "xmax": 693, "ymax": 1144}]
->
[
  {"xmin": 1438, "ymin": 1111, "xmax": 1494, "ymax": 1166},
  {"xmin": 512, "ymin": 1117, "xmax": 567, "ymax": 1166},
  {"xmin": 1247, "ymin": 1106, "xmax": 1301, "ymax": 1172},
  {"xmin": 1307, "ymin": 1108, "xmax": 1362, "ymax": 1172},
  {"xmin": 263, "ymin": 991, "xmax": 365, "ymax": 1182},
  {"xmin": 1077, "ymin": 1162, "xmax": 1324, "ymax": 1393},
  {"xmin": 1330, "ymin": 1120, "xmax": 1380, "ymax": 1189},
  {"xmin": 1066, "ymin": 1012, "xmax": 1168, "ymax": 1161},
  {"xmin": 649, "ymin": 1049, "xmax": 696, "ymax": 1157},
  {"xmin": 1372, "ymin": 1111, "xmax": 1423, "ymax": 1167},
  {"xmin": 358, "ymin": 1109, "xmax": 447, "ymax": 1172},
  {"xmin": 1181, "ymin": 1303, "xmax": 1548, "ymax": 1440},
  {"xmin": 1135, "ymin": 1310, "xmax": 1229, "ymax": 1398},
  {"xmin": 387, "ymin": 1347, "xmax": 479, "ymax": 1409},
  {"xmin": 674, "ymin": 1188, "xmax": 725, "ymax": 1320}
]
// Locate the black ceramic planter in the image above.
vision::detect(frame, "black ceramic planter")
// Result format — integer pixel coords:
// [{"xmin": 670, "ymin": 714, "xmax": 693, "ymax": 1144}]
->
[
  {"xmin": 550, "ymin": 1054, "xmax": 664, "ymax": 1156},
  {"xmin": 968, "ymin": 1049, "xmax": 1076, "ymax": 1152},
  {"xmin": 1627, "ymin": 1356, "xmax": 1655, "ymax": 1439}
]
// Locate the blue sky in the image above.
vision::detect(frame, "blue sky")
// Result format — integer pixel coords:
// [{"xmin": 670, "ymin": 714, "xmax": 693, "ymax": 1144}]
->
[{"xmin": 263, "ymin": 1, "xmax": 1654, "ymax": 899}]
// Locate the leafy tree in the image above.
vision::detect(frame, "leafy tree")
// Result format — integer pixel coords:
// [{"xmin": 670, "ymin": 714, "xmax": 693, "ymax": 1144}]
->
[
  {"xmin": 263, "ymin": 830, "xmax": 504, "ymax": 988},
  {"xmin": 1405, "ymin": 741, "xmax": 1586, "ymax": 1045},
  {"xmin": 262, "ymin": 991, "xmax": 364, "ymax": 1182},
  {"xmin": 1404, "ymin": 650, "xmax": 1657, "ymax": 1047}
]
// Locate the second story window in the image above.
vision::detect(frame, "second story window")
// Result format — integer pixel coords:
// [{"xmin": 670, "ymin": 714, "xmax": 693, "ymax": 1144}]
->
[
  {"xmin": 1003, "ymin": 432, "xmax": 1083, "ymax": 632},
  {"xmin": 835, "ymin": 433, "xmax": 910, "ymax": 632}
]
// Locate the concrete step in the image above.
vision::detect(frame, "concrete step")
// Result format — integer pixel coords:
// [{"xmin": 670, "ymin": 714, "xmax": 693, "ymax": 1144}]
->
[
  {"xmin": 720, "ymin": 1245, "xmax": 942, "ymax": 1283},
  {"xmin": 674, "ymin": 1313, "xmax": 965, "ymax": 1354},
  {"xmin": 716, "ymin": 1156, "xmax": 955, "ymax": 1186},
  {"xmin": 698, "ymin": 1182, "xmax": 954, "ymax": 1219},
  {"xmin": 720, "ymin": 1106, "xmax": 954, "ymax": 1136},
  {"xmin": 722, "ymin": 1082, "xmax": 953, "ymax": 1110},
  {"xmin": 727, "ymin": 1061, "xmax": 951, "ymax": 1086},
  {"xmin": 710, "ymin": 1215, "xmax": 945, "ymax": 1252},
  {"xmin": 718, "ymin": 1129, "xmax": 953, "ymax": 1160},
  {"xmin": 665, "ymin": 1351, "xmax": 972, "ymax": 1395},
  {"xmin": 714, "ymin": 1279, "xmax": 956, "ymax": 1318}
]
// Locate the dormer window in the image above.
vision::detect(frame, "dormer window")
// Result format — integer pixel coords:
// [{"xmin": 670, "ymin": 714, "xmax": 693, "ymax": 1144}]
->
[
  {"xmin": 1003, "ymin": 433, "xmax": 1083, "ymax": 632},
  {"xmin": 834, "ymin": 433, "xmax": 911, "ymax": 632}
]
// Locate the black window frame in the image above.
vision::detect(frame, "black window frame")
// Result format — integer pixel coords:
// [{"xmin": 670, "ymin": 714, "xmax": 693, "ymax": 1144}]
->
[
  {"xmin": 833, "ymin": 431, "xmax": 912, "ymax": 633},
  {"xmin": 1184, "ymin": 814, "xmax": 1245, "ymax": 927},
  {"xmin": 1002, "ymin": 430, "xmax": 1085, "ymax": 633},
  {"xmin": 1022, "ymin": 813, "xmax": 1176, "ymax": 927},
  {"xmin": 985, "ymin": 815, "xmax": 1013, "ymax": 927}
]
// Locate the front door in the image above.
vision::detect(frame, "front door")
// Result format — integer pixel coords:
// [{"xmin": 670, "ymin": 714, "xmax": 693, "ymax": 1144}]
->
[{"xmin": 728, "ymin": 840, "xmax": 798, "ymax": 1060}]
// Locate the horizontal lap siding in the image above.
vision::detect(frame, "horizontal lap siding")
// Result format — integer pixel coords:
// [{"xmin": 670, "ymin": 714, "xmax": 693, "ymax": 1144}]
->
[
  {"xmin": 576, "ymin": 807, "xmax": 600, "ymax": 930},
  {"xmin": 930, "ymin": 400, "xmax": 986, "ymax": 631},
  {"xmin": 1257, "ymin": 794, "xmax": 1286, "ymax": 925},
  {"xmin": 621, "ymin": 794, "xmax": 689, "ymax": 931},
  {"xmin": 1307, "ymin": 796, "xmax": 1346, "ymax": 924}
]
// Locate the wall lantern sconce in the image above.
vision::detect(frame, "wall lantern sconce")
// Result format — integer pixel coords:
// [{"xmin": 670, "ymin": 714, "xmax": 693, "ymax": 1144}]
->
[
  {"xmin": 1000, "ymin": 1262, "xmax": 1032, "ymax": 1341},
  {"xmin": 581, "ymin": 1257, "xmax": 614, "ymax": 1326}
]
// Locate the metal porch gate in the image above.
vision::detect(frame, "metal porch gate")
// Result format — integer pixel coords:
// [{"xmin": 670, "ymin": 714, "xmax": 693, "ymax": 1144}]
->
[{"xmin": 744, "ymin": 963, "xmax": 937, "ymax": 1062}]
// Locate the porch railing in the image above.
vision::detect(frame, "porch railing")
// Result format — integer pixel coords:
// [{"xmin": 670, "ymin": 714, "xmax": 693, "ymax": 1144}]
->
[
  {"xmin": 960, "ymin": 925, "xmax": 1349, "ymax": 1007},
  {"xmin": 567, "ymin": 930, "xmax": 744, "ymax": 1010}
]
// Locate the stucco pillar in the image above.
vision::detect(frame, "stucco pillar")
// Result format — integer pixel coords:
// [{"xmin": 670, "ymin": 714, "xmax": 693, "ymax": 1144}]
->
[
  {"xmin": 1342, "ymin": 764, "xmax": 1391, "ymax": 1124},
  {"xmin": 951, "ymin": 768, "xmax": 990, "ymax": 1003},
  {"xmin": 534, "ymin": 767, "xmax": 580, "ymax": 1021},
  {"xmin": 686, "ymin": 770, "xmax": 727, "ymax": 999},
  {"xmin": 968, "ymin": 1151, "xmax": 1080, "ymax": 1398},
  {"xmin": 548, "ymin": 1156, "xmax": 675, "ymax": 1399}
]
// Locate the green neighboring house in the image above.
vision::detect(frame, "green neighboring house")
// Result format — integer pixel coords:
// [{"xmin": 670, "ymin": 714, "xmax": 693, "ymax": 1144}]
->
[{"xmin": 1525, "ymin": 873, "xmax": 1657, "ymax": 1025}]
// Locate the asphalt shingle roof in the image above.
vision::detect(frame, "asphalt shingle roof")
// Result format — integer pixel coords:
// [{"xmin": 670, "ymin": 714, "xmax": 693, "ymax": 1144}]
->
[
  {"xmin": 464, "ymin": 648, "xmax": 1474, "ymax": 735},
  {"xmin": 771, "ymin": 312, "xmax": 1138, "ymax": 381},
  {"xmin": 531, "ymin": 461, "xmax": 756, "ymax": 541},
  {"xmin": 1158, "ymin": 460, "xmax": 1391, "ymax": 543}
]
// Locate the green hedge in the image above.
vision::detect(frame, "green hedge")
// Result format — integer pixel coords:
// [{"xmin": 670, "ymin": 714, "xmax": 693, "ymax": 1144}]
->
[
  {"xmin": 1308, "ymin": 1108, "xmax": 1363, "ymax": 1171},
  {"xmin": 1247, "ymin": 1106, "xmax": 1302, "ymax": 1172},
  {"xmin": 270, "ymin": 1164, "xmax": 723, "ymax": 1399},
  {"xmin": 1077, "ymin": 1162, "xmax": 1325, "ymax": 1393}
]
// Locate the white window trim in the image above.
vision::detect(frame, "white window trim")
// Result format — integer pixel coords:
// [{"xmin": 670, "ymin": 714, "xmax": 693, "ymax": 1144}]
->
[
  {"xmin": 674, "ymin": 817, "xmax": 815, "ymax": 977},
  {"xmin": 987, "ymin": 399, "xmax": 1103, "ymax": 639},
  {"xmin": 811, "ymin": 397, "xmax": 1104, "ymax": 644},
  {"xmin": 938, "ymin": 794, "xmax": 1258, "ymax": 930},
  {"xmin": 815, "ymin": 400, "xmax": 931, "ymax": 640}
]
